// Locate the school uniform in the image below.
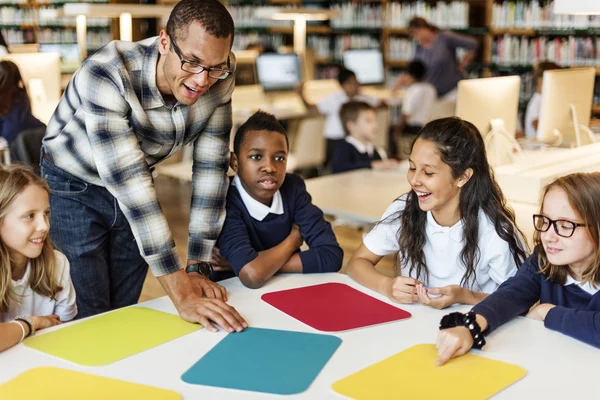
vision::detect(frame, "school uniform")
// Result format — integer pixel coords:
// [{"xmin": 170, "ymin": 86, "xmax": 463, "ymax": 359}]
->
[
  {"xmin": 472, "ymin": 251, "xmax": 600, "ymax": 348},
  {"xmin": 316, "ymin": 91, "xmax": 380, "ymax": 165},
  {"xmin": 331, "ymin": 136, "xmax": 386, "ymax": 174},
  {"xmin": 363, "ymin": 195, "xmax": 518, "ymax": 292},
  {"xmin": 217, "ymin": 173, "xmax": 343, "ymax": 277},
  {"xmin": 402, "ymin": 81, "xmax": 437, "ymax": 132},
  {"xmin": 0, "ymin": 250, "xmax": 77, "ymax": 322},
  {"xmin": 0, "ymin": 90, "xmax": 45, "ymax": 144},
  {"xmin": 524, "ymin": 92, "xmax": 541, "ymax": 139}
]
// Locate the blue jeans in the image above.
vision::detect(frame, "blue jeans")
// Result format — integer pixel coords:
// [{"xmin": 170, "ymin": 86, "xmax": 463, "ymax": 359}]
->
[{"xmin": 41, "ymin": 158, "xmax": 148, "ymax": 318}]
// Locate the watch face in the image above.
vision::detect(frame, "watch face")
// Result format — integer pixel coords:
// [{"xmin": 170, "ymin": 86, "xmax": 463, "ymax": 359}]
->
[{"xmin": 199, "ymin": 262, "xmax": 213, "ymax": 277}]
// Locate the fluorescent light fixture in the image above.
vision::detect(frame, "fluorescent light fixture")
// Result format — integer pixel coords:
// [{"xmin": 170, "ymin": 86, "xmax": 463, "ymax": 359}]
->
[{"xmin": 554, "ymin": 0, "xmax": 600, "ymax": 15}]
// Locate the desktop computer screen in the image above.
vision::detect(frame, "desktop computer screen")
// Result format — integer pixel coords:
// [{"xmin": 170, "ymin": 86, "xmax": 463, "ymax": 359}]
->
[
  {"xmin": 39, "ymin": 43, "xmax": 81, "ymax": 73},
  {"xmin": 256, "ymin": 53, "xmax": 301, "ymax": 91},
  {"xmin": 342, "ymin": 49, "xmax": 385, "ymax": 85}
]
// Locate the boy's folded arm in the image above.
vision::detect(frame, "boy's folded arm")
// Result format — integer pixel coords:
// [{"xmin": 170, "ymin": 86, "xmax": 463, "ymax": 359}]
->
[{"xmin": 238, "ymin": 233, "xmax": 301, "ymax": 289}]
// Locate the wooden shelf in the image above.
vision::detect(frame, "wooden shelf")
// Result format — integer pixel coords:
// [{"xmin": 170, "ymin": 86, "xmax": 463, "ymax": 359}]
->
[
  {"xmin": 490, "ymin": 28, "xmax": 536, "ymax": 36},
  {"xmin": 269, "ymin": 26, "xmax": 331, "ymax": 35},
  {"xmin": 592, "ymin": 105, "xmax": 600, "ymax": 114},
  {"xmin": 315, "ymin": 57, "xmax": 332, "ymax": 64},
  {"xmin": 385, "ymin": 59, "xmax": 409, "ymax": 68},
  {"xmin": 384, "ymin": 27, "xmax": 409, "ymax": 35}
]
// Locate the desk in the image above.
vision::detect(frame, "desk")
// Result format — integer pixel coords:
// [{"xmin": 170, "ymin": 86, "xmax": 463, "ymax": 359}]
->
[
  {"xmin": 305, "ymin": 168, "xmax": 539, "ymax": 243},
  {"xmin": 0, "ymin": 273, "xmax": 596, "ymax": 399}
]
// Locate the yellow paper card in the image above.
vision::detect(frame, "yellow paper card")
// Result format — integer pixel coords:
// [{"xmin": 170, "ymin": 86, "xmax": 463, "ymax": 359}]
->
[
  {"xmin": 332, "ymin": 344, "xmax": 526, "ymax": 400},
  {"xmin": 25, "ymin": 307, "xmax": 202, "ymax": 366},
  {"xmin": 0, "ymin": 367, "xmax": 181, "ymax": 400}
]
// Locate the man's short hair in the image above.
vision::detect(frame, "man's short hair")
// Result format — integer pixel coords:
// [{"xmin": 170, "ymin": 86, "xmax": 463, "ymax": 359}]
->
[
  {"xmin": 233, "ymin": 111, "xmax": 289, "ymax": 156},
  {"xmin": 166, "ymin": 0, "xmax": 234, "ymax": 46},
  {"xmin": 339, "ymin": 101, "xmax": 375, "ymax": 136},
  {"xmin": 407, "ymin": 60, "xmax": 427, "ymax": 81},
  {"xmin": 338, "ymin": 68, "xmax": 357, "ymax": 86}
]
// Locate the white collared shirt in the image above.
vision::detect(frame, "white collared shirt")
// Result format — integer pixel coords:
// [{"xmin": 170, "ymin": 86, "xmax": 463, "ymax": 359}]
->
[
  {"xmin": 363, "ymin": 196, "xmax": 518, "ymax": 292},
  {"xmin": 233, "ymin": 174, "xmax": 284, "ymax": 221},
  {"xmin": 564, "ymin": 275, "xmax": 599, "ymax": 296},
  {"xmin": 1, "ymin": 250, "xmax": 77, "ymax": 323},
  {"xmin": 345, "ymin": 136, "xmax": 388, "ymax": 159}
]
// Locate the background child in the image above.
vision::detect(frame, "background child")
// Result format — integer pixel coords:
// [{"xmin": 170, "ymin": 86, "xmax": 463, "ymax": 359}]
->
[
  {"xmin": 0, "ymin": 165, "xmax": 77, "ymax": 352},
  {"xmin": 332, "ymin": 101, "xmax": 400, "ymax": 174},
  {"xmin": 0, "ymin": 61, "xmax": 45, "ymax": 145},
  {"xmin": 295, "ymin": 68, "xmax": 382, "ymax": 167},
  {"xmin": 524, "ymin": 61, "xmax": 561, "ymax": 139},
  {"xmin": 399, "ymin": 60, "xmax": 437, "ymax": 136},
  {"xmin": 346, "ymin": 117, "xmax": 528, "ymax": 309},
  {"xmin": 217, "ymin": 111, "xmax": 343, "ymax": 289},
  {"xmin": 437, "ymin": 172, "xmax": 600, "ymax": 365}
]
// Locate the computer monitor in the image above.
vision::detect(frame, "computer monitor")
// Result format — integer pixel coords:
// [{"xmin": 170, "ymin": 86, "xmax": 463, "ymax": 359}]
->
[
  {"xmin": 39, "ymin": 43, "xmax": 81, "ymax": 73},
  {"xmin": 456, "ymin": 75, "xmax": 521, "ymax": 165},
  {"xmin": 342, "ymin": 49, "xmax": 385, "ymax": 85},
  {"xmin": 233, "ymin": 49, "xmax": 258, "ymax": 86},
  {"xmin": 255, "ymin": 53, "xmax": 301, "ymax": 91},
  {"xmin": 1, "ymin": 52, "xmax": 61, "ymax": 102},
  {"xmin": 537, "ymin": 68, "xmax": 596, "ymax": 147}
]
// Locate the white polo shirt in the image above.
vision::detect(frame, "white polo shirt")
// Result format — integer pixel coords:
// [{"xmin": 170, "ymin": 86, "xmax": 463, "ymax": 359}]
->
[
  {"xmin": 525, "ymin": 92, "xmax": 541, "ymax": 139},
  {"xmin": 232, "ymin": 174, "xmax": 284, "ymax": 221},
  {"xmin": 345, "ymin": 136, "xmax": 388, "ymax": 159},
  {"xmin": 363, "ymin": 197, "xmax": 518, "ymax": 292},
  {"xmin": 1, "ymin": 250, "xmax": 77, "ymax": 323},
  {"xmin": 402, "ymin": 82, "xmax": 437, "ymax": 126},
  {"xmin": 317, "ymin": 91, "xmax": 380, "ymax": 140}
]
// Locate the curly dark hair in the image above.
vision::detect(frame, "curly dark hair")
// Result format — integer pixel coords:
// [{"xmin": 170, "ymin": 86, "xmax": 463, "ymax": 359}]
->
[{"xmin": 389, "ymin": 117, "xmax": 528, "ymax": 288}]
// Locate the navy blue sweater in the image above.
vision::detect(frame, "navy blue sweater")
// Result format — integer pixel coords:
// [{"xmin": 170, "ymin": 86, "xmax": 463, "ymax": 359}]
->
[
  {"xmin": 217, "ymin": 173, "xmax": 343, "ymax": 276},
  {"xmin": 473, "ymin": 252, "xmax": 600, "ymax": 348},
  {"xmin": 331, "ymin": 140, "xmax": 383, "ymax": 174},
  {"xmin": 0, "ymin": 90, "xmax": 45, "ymax": 144}
]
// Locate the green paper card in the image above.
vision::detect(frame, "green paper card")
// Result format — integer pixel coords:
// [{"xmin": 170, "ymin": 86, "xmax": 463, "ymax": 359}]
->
[{"xmin": 25, "ymin": 307, "xmax": 202, "ymax": 366}]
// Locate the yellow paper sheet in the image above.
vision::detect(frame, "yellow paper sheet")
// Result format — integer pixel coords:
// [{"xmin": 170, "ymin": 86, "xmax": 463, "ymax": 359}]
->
[
  {"xmin": 0, "ymin": 367, "xmax": 181, "ymax": 400},
  {"xmin": 332, "ymin": 344, "xmax": 526, "ymax": 400},
  {"xmin": 25, "ymin": 307, "xmax": 202, "ymax": 366}
]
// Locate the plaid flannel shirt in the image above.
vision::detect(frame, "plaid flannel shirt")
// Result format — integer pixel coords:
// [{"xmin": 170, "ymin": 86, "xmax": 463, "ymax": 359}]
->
[{"xmin": 43, "ymin": 37, "xmax": 235, "ymax": 276}]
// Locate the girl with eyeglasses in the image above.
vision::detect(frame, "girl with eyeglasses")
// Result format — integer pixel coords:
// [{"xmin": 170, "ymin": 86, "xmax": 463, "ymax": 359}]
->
[{"xmin": 436, "ymin": 172, "xmax": 600, "ymax": 365}]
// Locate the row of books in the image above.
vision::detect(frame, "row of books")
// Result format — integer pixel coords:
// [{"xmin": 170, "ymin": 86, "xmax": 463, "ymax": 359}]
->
[
  {"xmin": 0, "ymin": 0, "xmax": 108, "ymax": 4},
  {"xmin": 330, "ymin": 3, "xmax": 383, "ymax": 29},
  {"xmin": 308, "ymin": 34, "xmax": 380, "ymax": 60},
  {"xmin": 387, "ymin": 38, "xmax": 416, "ymax": 62},
  {"xmin": 232, "ymin": 33, "xmax": 284, "ymax": 53},
  {"xmin": 0, "ymin": 27, "xmax": 108, "ymax": 46},
  {"xmin": 386, "ymin": 1, "xmax": 470, "ymax": 29},
  {"xmin": 491, "ymin": 1, "xmax": 600, "ymax": 29},
  {"xmin": 228, "ymin": 6, "xmax": 292, "ymax": 29},
  {"xmin": 0, "ymin": 7, "xmax": 110, "ymax": 26},
  {"xmin": 0, "ymin": 27, "xmax": 34, "ymax": 44},
  {"xmin": 492, "ymin": 35, "xmax": 600, "ymax": 67}
]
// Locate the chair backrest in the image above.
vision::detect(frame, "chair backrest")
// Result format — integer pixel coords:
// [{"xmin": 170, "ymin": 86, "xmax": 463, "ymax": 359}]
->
[
  {"xmin": 374, "ymin": 108, "xmax": 390, "ymax": 153},
  {"xmin": 287, "ymin": 114, "xmax": 326, "ymax": 171},
  {"xmin": 9, "ymin": 127, "xmax": 46, "ymax": 167}
]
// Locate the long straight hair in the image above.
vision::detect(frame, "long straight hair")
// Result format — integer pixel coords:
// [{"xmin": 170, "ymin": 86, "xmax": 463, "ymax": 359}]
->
[
  {"xmin": 390, "ymin": 117, "xmax": 528, "ymax": 287},
  {"xmin": 0, "ymin": 165, "xmax": 61, "ymax": 312},
  {"xmin": 535, "ymin": 173, "xmax": 600, "ymax": 287},
  {"xmin": 0, "ymin": 61, "xmax": 28, "ymax": 117}
]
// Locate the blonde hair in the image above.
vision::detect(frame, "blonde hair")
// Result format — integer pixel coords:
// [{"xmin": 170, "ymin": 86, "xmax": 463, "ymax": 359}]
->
[
  {"xmin": 0, "ymin": 165, "xmax": 62, "ymax": 312},
  {"xmin": 534, "ymin": 172, "xmax": 600, "ymax": 287}
]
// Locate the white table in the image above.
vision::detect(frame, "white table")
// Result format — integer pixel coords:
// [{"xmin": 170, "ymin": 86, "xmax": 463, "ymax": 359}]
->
[{"xmin": 0, "ymin": 274, "xmax": 596, "ymax": 399}]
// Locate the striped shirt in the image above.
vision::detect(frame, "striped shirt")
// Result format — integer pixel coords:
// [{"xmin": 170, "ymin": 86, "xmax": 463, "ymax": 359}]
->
[{"xmin": 42, "ymin": 37, "xmax": 235, "ymax": 276}]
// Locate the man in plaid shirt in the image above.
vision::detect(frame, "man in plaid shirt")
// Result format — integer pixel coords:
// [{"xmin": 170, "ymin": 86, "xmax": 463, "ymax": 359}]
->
[{"xmin": 40, "ymin": 0, "xmax": 246, "ymax": 332}]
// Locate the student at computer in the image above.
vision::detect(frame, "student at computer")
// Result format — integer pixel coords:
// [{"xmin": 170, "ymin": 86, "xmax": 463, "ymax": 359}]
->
[
  {"xmin": 0, "ymin": 61, "xmax": 45, "ymax": 145},
  {"xmin": 436, "ymin": 172, "xmax": 600, "ymax": 365},
  {"xmin": 399, "ymin": 61, "xmax": 437, "ymax": 136},
  {"xmin": 346, "ymin": 117, "xmax": 528, "ymax": 309},
  {"xmin": 524, "ymin": 61, "xmax": 561, "ymax": 139},
  {"xmin": 331, "ymin": 101, "xmax": 399, "ymax": 174},
  {"xmin": 295, "ymin": 68, "xmax": 382, "ymax": 166},
  {"xmin": 217, "ymin": 111, "xmax": 343, "ymax": 289}
]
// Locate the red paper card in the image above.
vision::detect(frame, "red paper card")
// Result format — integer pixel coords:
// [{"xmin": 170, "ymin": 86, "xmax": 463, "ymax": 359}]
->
[{"xmin": 261, "ymin": 283, "xmax": 411, "ymax": 332}]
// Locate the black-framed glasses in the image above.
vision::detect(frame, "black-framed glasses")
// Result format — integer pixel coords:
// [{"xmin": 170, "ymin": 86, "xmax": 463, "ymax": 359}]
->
[
  {"xmin": 169, "ymin": 37, "xmax": 230, "ymax": 80},
  {"xmin": 533, "ymin": 214, "xmax": 588, "ymax": 238}
]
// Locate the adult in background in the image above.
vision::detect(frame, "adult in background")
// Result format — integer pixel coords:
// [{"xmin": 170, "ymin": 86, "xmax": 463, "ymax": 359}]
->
[
  {"xmin": 393, "ymin": 17, "xmax": 478, "ymax": 101},
  {"xmin": 40, "ymin": 0, "xmax": 247, "ymax": 332}
]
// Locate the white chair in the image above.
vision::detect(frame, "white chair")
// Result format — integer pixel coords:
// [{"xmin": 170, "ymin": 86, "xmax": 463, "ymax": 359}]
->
[{"xmin": 287, "ymin": 114, "xmax": 326, "ymax": 172}]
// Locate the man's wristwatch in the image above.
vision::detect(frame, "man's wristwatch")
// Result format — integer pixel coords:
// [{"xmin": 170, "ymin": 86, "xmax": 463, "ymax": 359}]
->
[{"xmin": 185, "ymin": 262, "xmax": 213, "ymax": 278}]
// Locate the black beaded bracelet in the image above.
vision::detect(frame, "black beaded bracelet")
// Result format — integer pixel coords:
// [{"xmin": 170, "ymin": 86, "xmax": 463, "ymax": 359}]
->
[{"xmin": 439, "ymin": 311, "xmax": 486, "ymax": 350}]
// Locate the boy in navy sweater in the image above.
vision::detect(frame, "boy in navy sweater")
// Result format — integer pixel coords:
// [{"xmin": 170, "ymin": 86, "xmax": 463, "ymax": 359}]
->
[
  {"xmin": 331, "ymin": 101, "xmax": 399, "ymax": 174},
  {"xmin": 216, "ymin": 111, "xmax": 343, "ymax": 289},
  {"xmin": 436, "ymin": 172, "xmax": 600, "ymax": 366}
]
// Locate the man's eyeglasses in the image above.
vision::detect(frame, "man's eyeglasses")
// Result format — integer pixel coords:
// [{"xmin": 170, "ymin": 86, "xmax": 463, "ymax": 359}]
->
[
  {"xmin": 169, "ymin": 37, "xmax": 230, "ymax": 80},
  {"xmin": 533, "ymin": 214, "xmax": 587, "ymax": 238}
]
